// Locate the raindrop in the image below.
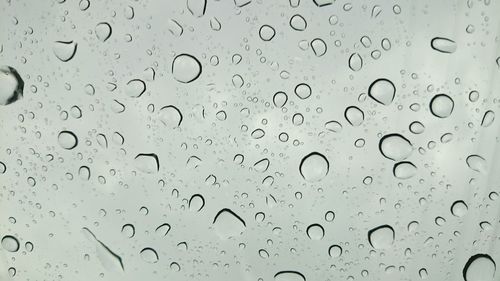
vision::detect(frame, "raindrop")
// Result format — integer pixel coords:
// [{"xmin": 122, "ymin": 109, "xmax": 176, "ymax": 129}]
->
[
  {"xmin": 274, "ymin": 271, "xmax": 306, "ymax": 281},
  {"xmin": 168, "ymin": 19, "xmax": 183, "ymax": 37},
  {"xmin": 393, "ymin": 161, "xmax": 417, "ymax": 179},
  {"xmin": 82, "ymin": 227, "xmax": 124, "ymax": 271},
  {"xmin": 0, "ymin": 66, "xmax": 24, "ymax": 105},
  {"xmin": 1, "ymin": 235, "xmax": 19, "ymax": 252},
  {"xmin": 325, "ymin": 120, "xmax": 342, "ymax": 133},
  {"xmin": 328, "ymin": 245, "xmax": 342, "ymax": 258},
  {"xmin": 58, "ymin": 131, "xmax": 78, "ymax": 150},
  {"xmin": 0, "ymin": 162, "xmax": 6, "ymax": 174},
  {"xmin": 368, "ymin": 225, "xmax": 395, "ymax": 249},
  {"xmin": 450, "ymin": 200, "xmax": 468, "ymax": 217},
  {"xmin": 259, "ymin": 25, "xmax": 275, "ymax": 41},
  {"xmin": 466, "ymin": 155, "xmax": 486, "ymax": 173},
  {"xmin": 311, "ymin": 38, "xmax": 327, "ymax": 57},
  {"xmin": 348, "ymin": 53, "xmax": 363, "ymax": 71},
  {"xmin": 289, "ymin": 14, "xmax": 307, "ymax": 31},
  {"xmin": 431, "ymin": 37, "xmax": 457, "ymax": 53},
  {"xmin": 251, "ymin": 128, "xmax": 265, "ymax": 139},
  {"xmin": 79, "ymin": 166, "xmax": 91, "ymax": 180},
  {"xmin": 254, "ymin": 158, "xmax": 270, "ymax": 172},
  {"xmin": 469, "ymin": 90, "xmax": 479, "ymax": 102},
  {"xmin": 344, "ymin": 106, "xmax": 364, "ymax": 126},
  {"xmin": 172, "ymin": 54, "xmax": 202, "ymax": 83},
  {"xmin": 273, "ymin": 91, "xmax": 288, "ymax": 108},
  {"xmin": 379, "ymin": 134, "xmax": 413, "ymax": 161},
  {"xmin": 306, "ymin": 223, "xmax": 324, "ymax": 240},
  {"xmin": 125, "ymin": 79, "xmax": 146, "ymax": 98},
  {"xmin": 140, "ymin": 248, "xmax": 159, "ymax": 263},
  {"xmin": 368, "ymin": 78, "xmax": 395, "ymax": 105},
  {"xmin": 121, "ymin": 224, "xmax": 135, "ymax": 238},
  {"xmin": 463, "ymin": 254, "xmax": 496, "ymax": 281},
  {"xmin": 213, "ymin": 208, "xmax": 246, "ymax": 239},
  {"xmin": 53, "ymin": 41, "xmax": 77, "ymax": 62},
  {"xmin": 134, "ymin": 153, "xmax": 160, "ymax": 173},
  {"xmin": 95, "ymin": 22, "xmax": 112, "ymax": 42},
  {"xmin": 312, "ymin": 0, "xmax": 333, "ymax": 7},
  {"xmin": 299, "ymin": 152, "xmax": 329, "ymax": 182},
  {"xmin": 187, "ymin": 0, "xmax": 206, "ymax": 17},
  {"xmin": 159, "ymin": 105, "xmax": 183, "ymax": 128},
  {"xmin": 481, "ymin": 110, "xmax": 495, "ymax": 127},
  {"xmin": 429, "ymin": 94, "xmax": 454, "ymax": 118},
  {"xmin": 294, "ymin": 83, "xmax": 311, "ymax": 99},
  {"xmin": 189, "ymin": 194, "xmax": 205, "ymax": 212}
]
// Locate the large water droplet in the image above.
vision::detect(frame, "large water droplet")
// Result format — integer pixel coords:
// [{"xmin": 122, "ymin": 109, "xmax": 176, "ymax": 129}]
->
[
  {"xmin": 450, "ymin": 200, "xmax": 468, "ymax": 217},
  {"xmin": 344, "ymin": 106, "xmax": 364, "ymax": 126},
  {"xmin": 430, "ymin": 94, "xmax": 454, "ymax": 118},
  {"xmin": 213, "ymin": 208, "xmax": 246, "ymax": 239},
  {"xmin": 368, "ymin": 225, "xmax": 395, "ymax": 249},
  {"xmin": 379, "ymin": 134, "xmax": 413, "ymax": 161},
  {"xmin": 140, "ymin": 247, "xmax": 159, "ymax": 263},
  {"xmin": 294, "ymin": 83, "xmax": 311, "ymax": 99},
  {"xmin": 0, "ymin": 66, "xmax": 23, "ymax": 105},
  {"xmin": 53, "ymin": 41, "xmax": 77, "ymax": 62},
  {"xmin": 466, "ymin": 154, "xmax": 486, "ymax": 173},
  {"xmin": 299, "ymin": 152, "xmax": 329, "ymax": 182},
  {"xmin": 273, "ymin": 91, "xmax": 288, "ymax": 108},
  {"xmin": 368, "ymin": 78, "xmax": 395, "ymax": 105},
  {"xmin": 348, "ymin": 53, "xmax": 363, "ymax": 71},
  {"xmin": 259, "ymin": 25, "xmax": 276, "ymax": 41},
  {"xmin": 481, "ymin": 110, "xmax": 495, "ymax": 127},
  {"xmin": 463, "ymin": 254, "xmax": 496, "ymax": 281},
  {"xmin": 187, "ymin": 0, "xmax": 207, "ymax": 17},
  {"xmin": 58, "ymin": 131, "xmax": 78, "ymax": 150},
  {"xmin": 306, "ymin": 223, "xmax": 324, "ymax": 240},
  {"xmin": 95, "ymin": 22, "xmax": 112, "ymax": 42},
  {"xmin": 431, "ymin": 37, "xmax": 457, "ymax": 53},
  {"xmin": 325, "ymin": 120, "xmax": 342, "ymax": 133},
  {"xmin": 1, "ymin": 235, "xmax": 19, "ymax": 252},
  {"xmin": 134, "ymin": 153, "xmax": 160, "ymax": 173},
  {"xmin": 393, "ymin": 161, "xmax": 417, "ymax": 179},
  {"xmin": 328, "ymin": 245, "xmax": 342, "ymax": 258},
  {"xmin": 172, "ymin": 54, "xmax": 202, "ymax": 83},
  {"xmin": 125, "ymin": 79, "xmax": 146, "ymax": 98},
  {"xmin": 311, "ymin": 38, "xmax": 327, "ymax": 57},
  {"xmin": 274, "ymin": 271, "xmax": 306, "ymax": 281},
  {"xmin": 290, "ymin": 14, "xmax": 307, "ymax": 31},
  {"xmin": 189, "ymin": 194, "xmax": 205, "ymax": 212},
  {"xmin": 159, "ymin": 105, "xmax": 183, "ymax": 128}
]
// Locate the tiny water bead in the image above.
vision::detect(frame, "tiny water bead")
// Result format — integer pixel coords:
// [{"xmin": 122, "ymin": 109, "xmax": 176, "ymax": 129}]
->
[
  {"xmin": 299, "ymin": 152, "xmax": 329, "ymax": 182},
  {"xmin": 213, "ymin": 208, "xmax": 246, "ymax": 239},
  {"xmin": 463, "ymin": 254, "xmax": 496, "ymax": 281}
]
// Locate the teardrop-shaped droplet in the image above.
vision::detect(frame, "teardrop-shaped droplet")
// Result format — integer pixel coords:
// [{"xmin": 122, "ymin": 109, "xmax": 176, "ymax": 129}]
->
[
  {"xmin": 53, "ymin": 41, "xmax": 77, "ymax": 62},
  {"xmin": 368, "ymin": 225, "xmax": 395, "ymax": 249},
  {"xmin": 299, "ymin": 152, "xmax": 329, "ymax": 182},
  {"xmin": 379, "ymin": 134, "xmax": 413, "ymax": 161},
  {"xmin": 463, "ymin": 254, "xmax": 496, "ymax": 281},
  {"xmin": 368, "ymin": 78, "xmax": 395, "ymax": 105},
  {"xmin": 273, "ymin": 91, "xmax": 288, "ymax": 108},
  {"xmin": 311, "ymin": 38, "xmax": 327, "ymax": 57},
  {"xmin": 189, "ymin": 194, "xmax": 205, "ymax": 212},
  {"xmin": 95, "ymin": 22, "xmax": 112, "ymax": 42},
  {"xmin": 155, "ymin": 223, "xmax": 171, "ymax": 236},
  {"xmin": 0, "ymin": 66, "xmax": 24, "ymax": 105},
  {"xmin": 431, "ymin": 37, "xmax": 457, "ymax": 53},
  {"xmin": 481, "ymin": 110, "xmax": 495, "ymax": 127},
  {"xmin": 213, "ymin": 208, "xmax": 246, "ymax": 239},
  {"xmin": 430, "ymin": 94, "xmax": 454, "ymax": 118},
  {"xmin": 187, "ymin": 0, "xmax": 206, "ymax": 17},
  {"xmin": 172, "ymin": 54, "xmax": 202, "ymax": 83},
  {"xmin": 58, "ymin": 131, "xmax": 78, "ymax": 150}
]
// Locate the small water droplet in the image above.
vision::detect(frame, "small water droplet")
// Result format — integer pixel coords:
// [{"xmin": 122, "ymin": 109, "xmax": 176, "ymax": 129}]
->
[
  {"xmin": 259, "ymin": 25, "xmax": 276, "ymax": 41},
  {"xmin": 299, "ymin": 152, "xmax": 329, "ymax": 182},
  {"xmin": 159, "ymin": 105, "xmax": 183, "ymax": 128},
  {"xmin": 140, "ymin": 247, "xmax": 159, "ymax": 263},
  {"xmin": 273, "ymin": 91, "xmax": 288, "ymax": 108},
  {"xmin": 95, "ymin": 22, "xmax": 112, "ymax": 42},
  {"xmin": 53, "ymin": 41, "xmax": 77, "ymax": 62},
  {"xmin": 58, "ymin": 131, "xmax": 78, "ymax": 150},
  {"xmin": 344, "ymin": 106, "xmax": 364, "ymax": 126},
  {"xmin": 450, "ymin": 200, "xmax": 468, "ymax": 217},
  {"xmin": 125, "ymin": 79, "xmax": 146, "ymax": 98},
  {"xmin": 189, "ymin": 194, "xmax": 205, "ymax": 212},
  {"xmin": 481, "ymin": 110, "xmax": 495, "ymax": 127},
  {"xmin": 393, "ymin": 161, "xmax": 417, "ymax": 179},
  {"xmin": 348, "ymin": 53, "xmax": 363, "ymax": 71},
  {"xmin": 213, "ymin": 208, "xmax": 246, "ymax": 239},
  {"xmin": 289, "ymin": 14, "xmax": 307, "ymax": 31},
  {"xmin": 121, "ymin": 224, "xmax": 135, "ymax": 238},
  {"xmin": 325, "ymin": 120, "xmax": 342, "ymax": 133},
  {"xmin": 311, "ymin": 38, "xmax": 327, "ymax": 57},
  {"xmin": 274, "ymin": 271, "xmax": 306, "ymax": 281},
  {"xmin": 294, "ymin": 83, "xmax": 311, "ymax": 99},
  {"xmin": 172, "ymin": 54, "xmax": 202, "ymax": 83},
  {"xmin": 134, "ymin": 153, "xmax": 160, "ymax": 173},
  {"xmin": 466, "ymin": 154, "xmax": 486, "ymax": 173},
  {"xmin": 187, "ymin": 0, "xmax": 207, "ymax": 17}
]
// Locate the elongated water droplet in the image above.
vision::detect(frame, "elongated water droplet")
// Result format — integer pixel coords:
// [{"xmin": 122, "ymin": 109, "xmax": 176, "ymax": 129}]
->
[
  {"xmin": 0, "ymin": 66, "xmax": 24, "ymax": 105},
  {"xmin": 58, "ymin": 131, "xmax": 78, "ymax": 150},
  {"xmin": 53, "ymin": 41, "xmax": 77, "ymax": 62},
  {"xmin": 187, "ymin": 0, "xmax": 206, "ymax": 17},
  {"xmin": 95, "ymin": 22, "xmax": 112, "ymax": 42},
  {"xmin": 259, "ymin": 25, "xmax": 275, "ymax": 41},
  {"xmin": 463, "ymin": 254, "xmax": 496, "ymax": 281},
  {"xmin": 172, "ymin": 54, "xmax": 202, "ymax": 83},
  {"xmin": 430, "ymin": 94, "xmax": 454, "ymax": 118},
  {"xmin": 213, "ymin": 208, "xmax": 246, "ymax": 239},
  {"xmin": 368, "ymin": 78, "xmax": 395, "ymax": 105},
  {"xmin": 299, "ymin": 152, "xmax": 329, "ymax": 182},
  {"xmin": 155, "ymin": 223, "xmax": 171, "ymax": 236},
  {"xmin": 368, "ymin": 225, "xmax": 395, "ymax": 249},
  {"xmin": 466, "ymin": 154, "xmax": 486, "ymax": 173},
  {"xmin": 325, "ymin": 120, "xmax": 342, "ymax": 133},
  {"xmin": 431, "ymin": 37, "xmax": 457, "ymax": 53},
  {"xmin": 379, "ymin": 134, "xmax": 413, "ymax": 161},
  {"xmin": 82, "ymin": 227, "xmax": 124, "ymax": 271}
]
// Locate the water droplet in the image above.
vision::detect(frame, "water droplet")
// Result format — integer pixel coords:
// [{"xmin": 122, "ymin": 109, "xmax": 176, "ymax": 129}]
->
[
  {"xmin": 140, "ymin": 247, "xmax": 159, "ymax": 263},
  {"xmin": 368, "ymin": 225, "xmax": 395, "ymax": 249},
  {"xmin": 213, "ymin": 208, "xmax": 246, "ymax": 239},
  {"xmin": 210, "ymin": 17, "xmax": 221, "ymax": 31},
  {"xmin": 430, "ymin": 94, "xmax": 454, "ymax": 118},
  {"xmin": 368, "ymin": 78, "xmax": 395, "ymax": 105},
  {"xmin": 172, "ymin": 54, "xmax": 202, "ymax": 83},
  {"xmin": 95, "ymin": 22, "xmax": 112, "ymax": 42},
  {"xmin": 325, "ymin": 120, "xmax": 342, "ymax": 133},
  {"xmin": 121, "ymin": 224, "xmax": 135, "ymax": 238},
  {"xmin": 311, "ymin": 38, "xmax": 327, "ymax": 57},
  {"xmin": 168, "ymin": 19, "xmax": 184, "ymax": 37},
  {"xmin": 451, "ymin": 200, "xmax": 468, "ymax": 217},
  {"xmin": 189, "ymin": 194, "xmax": 205, "ymax": 212},
  {"xmin": 125, "ymin": 79, "xmax": 146, "ymax": 98},
  {"xmin": 0, "ymin": 66, "xmax": 24, "ymax": 105},
  {"xmin": 299, "ymin": 152, "xmax": 329, "ymax": 182},
  {"xmin": 463, "ymin": 254, "xmax": 496, "ymax": 281},
  {"xmin": 259, "ymin": 25, "xmax": 276, "ymax": 41},
  {"xmin": 312, "ymin": 0, "xmax": 333, "ymax": 7},
  {"xmin": 294, "ymin": 83, "xmax": 311, "ymax": 99},
  {"xmin": 344, "ymin": 106, "xmax": 364, "ymax": 126},
  {"xmin": 419, "ymin": 268, "xmax": 428, "ymax": 279},
  {"xmin": 82, "ymin": 227, "xmax": 124, "ymax": 271},
  {"xmin": 409, "ymin": 121, "xmax": 425, "ymax": 134},
  {"xmin": 328, "ymin": 245, "xmax": 342, "ymax": 258},
  {"xmin": 251, "ymin": 128, "xmax": 265, "ymax": 139},
  {"xmin": 274, "ymin": 271, "xmax": 306, "ymax": 281},
  {"xmin": 187, "ymin": 0, "xmax": 207, "ymax": 17},
  {"xmin": 289, "ymin": 14, "xmax": 307, "ymax": 31},
  {"xmin": 1, "ymin": 235, "xmax": 19, "ymax": 252},
  {"xmin": 273, "ymin": 91, "xmax": 288, "ymax": 108},
  {"xmin": 254, "ymin": 158, "xmax": 270, "ymax": 172},
  {"xmin": 234, "ymin": 0, "xmax": 251, "ymax": 8},
  {"xmin": 58, "ymin": 131, "xmax": 78, "ymax": 150},
  {"xmin": 348, "ymin": 53, "xmax": 363, "ymax": 71},
  {"xmin": 0, "ymin": 162, "xmax": 6, "ymax": 174},
  {"xmin": 155, "ymin": 223, "xmax": 171, "ymax": 236},
  {"xmin": 469, "ymin": 90, "xmax": 480, "ymax": 102},
  {"xmin": 379, "ymin": 134, "xmax": 413, "ymax": 161},
  {"xmin": 159, "ymin": 105, "xmax": 183, "ymax": 128},
  {"xmin": 393, "ymin": 161, "xmax": 417, "ymax": 179},
  {"xmin": 481, "ymin": 110, "xmax": 495, "ymax": 127},
  {"xmin": 306, "ymin": 223, "xmax": 324, "ymax": 240},
  {"xmin": 466, "ymin": 154, "xmax": 486, "ymax": 173},
  {"xmin": 134, "ymin": 153, "xmax": 160, "ymax": 173},
  {"xmin": 431, "ymin": 37, "xmax": 457, "ymax": 53},
  {"xmin": 53, "ymin": 41, "xmax": 77, "ymax": 62}
]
